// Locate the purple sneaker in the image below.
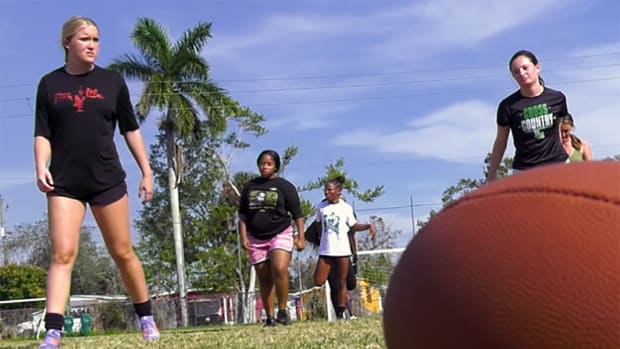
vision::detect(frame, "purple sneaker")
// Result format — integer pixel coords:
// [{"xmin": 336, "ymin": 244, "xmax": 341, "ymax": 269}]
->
[
  {"xmin": 39, "ymin": 329, "xmax": 61, "ymax": 349},
  {"xmin": 276, "ymin": 310, "xmax": 291, "ymax": 325},
  {"xmin": 139, "ymin": 315, "xmax": 160, "ymax": 340},
  {"xmin": 263, "ymin": 317, "xmax": 277, "ymax": 328}
]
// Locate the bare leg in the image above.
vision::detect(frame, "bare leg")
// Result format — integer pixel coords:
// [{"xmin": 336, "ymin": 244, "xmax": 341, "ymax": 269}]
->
[
  {"xmin": 91, "ymin": 195, "xmax": 148, "ymax": 303},
  {"xmin": 254, "ymin": 261, "xmax": 275, "ymax": 318},
  {"xmin": 45, "ymin": 196, "xmax": 86, "ymax": 315},
  {"xmin": 314, "ymin": 257, "xmax": 332, "ymax": 287},
  {"xmin": 335, "ymin": 257, "xmax": 350, "ymax": 309},
  {"xmin": 269, "ymin": 249, "xmax": 291, "ymax": 311}
]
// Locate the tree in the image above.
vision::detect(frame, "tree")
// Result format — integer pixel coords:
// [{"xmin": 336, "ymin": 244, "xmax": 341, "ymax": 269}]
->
[
  {"xmin": 298, "ymin": 157, "xmax": 384, "ymax": 204},
  {"xmin": 5, "ymin": 220, "xmax": 124, "ymax": 296},
  {"xmin": 293, "ymin": 215, "xmax": 401, "ymax": 292},
  {"xmin": 604, "ymin": 154, "xmax": 620, "ymax": 161},
  {"xmin": 417, "ymin": 153, "xmax": 513, "ymax": 229},
  {"xmin": 0, "ymin": 264, "xmax": 46, "ymax": 309},
  {"xmin": 109, "ymin": 17, "xmax": 265, "ymax": 326},
  {"xmin": 286, "ymin": 153, "xmax": 387, "ymax": 292},
  {"xmin": 135, "ymin": 126, "xmax": 259, "ymax": 294},
  {"xmin": 135, "ymin": 140, "xmax": 386, "ymax": 323},
  {"xmin": 356, "ymin": 217, "xmax": 400, "ymax": 286}
]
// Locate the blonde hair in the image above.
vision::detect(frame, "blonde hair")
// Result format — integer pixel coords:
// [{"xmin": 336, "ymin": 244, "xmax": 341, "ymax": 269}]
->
[{"xmin": 61, "ymin": 16, "xmax": 99, "ymax": 62}]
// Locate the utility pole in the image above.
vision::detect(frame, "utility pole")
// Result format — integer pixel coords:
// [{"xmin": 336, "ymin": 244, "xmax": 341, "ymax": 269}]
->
[{"xmin": 0, "ymin": 195, "xmax": 7, "ymax": 265}]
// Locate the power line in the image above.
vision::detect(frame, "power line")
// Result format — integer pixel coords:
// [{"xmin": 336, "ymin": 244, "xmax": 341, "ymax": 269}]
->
[
  {"xmin": 1, "ymin": 142, "xmax": 619, "ymax": 182},
  {"xmin": 355, "ymin": 203, "xmax": 442, "ymax": 212},
  {"xmin": 1, "ymin": 52, "xmax": 618, "ymax": 89},
  {"xmin": 1, "ymin": 76, "xmax": 619, "ymax": 119}
]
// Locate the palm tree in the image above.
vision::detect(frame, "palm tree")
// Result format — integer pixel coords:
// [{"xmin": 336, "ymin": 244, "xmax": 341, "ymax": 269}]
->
[{"xmin": 109, "ymin": 17, "xmax": 264, "ymax": 327}]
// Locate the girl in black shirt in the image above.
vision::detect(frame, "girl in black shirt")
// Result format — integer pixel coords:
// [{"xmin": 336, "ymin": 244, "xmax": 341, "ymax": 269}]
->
[
  {"xmin": 238, "ymin": 150, "xmax": 305, "ymax": 326},
  {"xmin": 34, "ymin": 16, "xmax": 159, "ymax": 348},
  {"xmin": 487, "ymin": 50, "xmax": 569, "ymax": 182}
]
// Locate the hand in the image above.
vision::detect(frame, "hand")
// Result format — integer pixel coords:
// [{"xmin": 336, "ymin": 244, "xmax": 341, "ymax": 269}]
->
[
  {"xmin": 241, "ymin": 236, "xmax": 250, "ymax": 251},
  {"xmin": 36, "ymin": 169, "xmax": 54, "ymax": 193},
  {"xmin": 369, "ymin": 223, "xmax": 376, "ymax": 240},
  {"xmin": 138, "ymin": 175, "xmax": 153, "ymax": 203},
  {"xmin": 294, "ymin": 237, "xmax": 305, "ymax": 251}
]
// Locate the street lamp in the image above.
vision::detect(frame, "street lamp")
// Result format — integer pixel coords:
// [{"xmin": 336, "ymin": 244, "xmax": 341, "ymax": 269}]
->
[{"xmin": 0, "ymin": 195, "xmax": 7, "ymax": 265}]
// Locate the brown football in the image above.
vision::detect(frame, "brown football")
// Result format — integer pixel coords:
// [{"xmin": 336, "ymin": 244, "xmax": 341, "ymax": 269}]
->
[{"xmin": 384, "ymin": 161, "xmax": 620, "ymax": 349}]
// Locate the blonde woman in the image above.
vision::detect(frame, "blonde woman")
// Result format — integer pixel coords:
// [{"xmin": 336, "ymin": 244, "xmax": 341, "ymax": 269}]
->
[{"xmin": 35, "ymin": 16, "xmax": 159, "ymax": 348}]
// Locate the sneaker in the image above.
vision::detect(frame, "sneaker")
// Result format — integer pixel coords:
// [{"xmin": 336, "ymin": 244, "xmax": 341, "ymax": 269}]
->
[
  {"xmin": 139, "ymin": 315, "xmax": 160, "ymax": 340},
  {"xmin": 39, "ymin": 329, "xmax": 61, "ymax": 349},
  {"xmin": 263, "ymin": 317, "xmax": 277, "ymax": 327},
  {"xmin": 276, "ymin": 309, "xmax": 291, "ymax": 325}
]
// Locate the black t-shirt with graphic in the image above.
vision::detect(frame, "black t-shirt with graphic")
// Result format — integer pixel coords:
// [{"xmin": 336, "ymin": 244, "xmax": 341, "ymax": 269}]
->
[
  {"xmin": 238, "ymin": 176, "xmax": 303, "ymax": 239},
  {"xmin": 34, "ymin": 66, "xmax": 139, "ymax": 196},
  {"xmin": 497, "ymin": 87, "xmax": 568, "ymax": 170}
]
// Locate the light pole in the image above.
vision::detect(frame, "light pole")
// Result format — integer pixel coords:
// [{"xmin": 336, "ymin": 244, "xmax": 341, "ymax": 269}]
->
[{"xmin": 0, "ymin": 195, "xmax": 7, "ymax": 265}]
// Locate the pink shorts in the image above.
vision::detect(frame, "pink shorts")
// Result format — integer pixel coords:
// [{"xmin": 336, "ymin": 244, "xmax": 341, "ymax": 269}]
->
[{"xmin": 248, "ymin": 226, "xmax": 294, "ymax": 265}]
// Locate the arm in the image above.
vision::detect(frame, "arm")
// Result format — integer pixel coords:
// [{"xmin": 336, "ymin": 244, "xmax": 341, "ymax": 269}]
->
[
  {"xmin": 294, "ymin": 217, "xmax": 305, "ymax": 251},
  {"xmin": 34, "ymin": 136, "xmax": 54, "ymax": 192},
  {"xmin": 238, "ymin": 185, "xmax": 251, "ymax": 250},
  {"xmin": 581, "ymin": 139, "xmax": 593, "ymax": 161},
  {"xmin": 123, "ymin": 129, "xmax": 153, "ymax": 203},
  {"xmin": 350, "ymin": 222, "xmax": 376, "ymax": 239},
  {"xmin": 281, "ymin": 179, "xmax": 305, "ymax": 250},
  {"xmin": 486, "ymin": 126, "xmax": 510, "ymax": 183},
  {"xmin": 238, "ymin": 217, "xmax": 250, "ymax": 251}
]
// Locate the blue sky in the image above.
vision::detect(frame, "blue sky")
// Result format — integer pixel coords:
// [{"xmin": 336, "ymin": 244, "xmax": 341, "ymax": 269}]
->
[{"xmin": 1, "ymin": 0, "xmax": 619, "ymax": 246}]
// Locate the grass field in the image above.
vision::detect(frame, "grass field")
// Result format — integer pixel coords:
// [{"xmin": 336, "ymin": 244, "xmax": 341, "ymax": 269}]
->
[{"xmin": 0, "ymin": 316, "xmax": 386, "ymax": 349}]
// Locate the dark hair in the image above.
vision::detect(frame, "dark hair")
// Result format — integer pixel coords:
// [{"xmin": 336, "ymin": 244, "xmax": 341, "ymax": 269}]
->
[
  {"xmin": 561, "ymin": 113, "xmax": 582, "ymax": 150},
  {"xmin": 256, "ymin": 149, "xmax": 281, "ymax": 172},
  {"xmin": 509, "ymin": 49, "xmax": 545, "ymax": 86},
  {"xmin": 325, "ymin": 175, "xmax": 346, "ymax": 190}
]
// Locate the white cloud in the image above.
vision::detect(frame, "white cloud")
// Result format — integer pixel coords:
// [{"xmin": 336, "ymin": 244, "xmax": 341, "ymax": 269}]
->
[
  {"xmin": 334, "ymin": 100, "xmax": 497, "ymax": 163},
  {"xmin": 0, "ymin": 169, "xmax": 33, "ymax": 190},
  {"xmin": 207, "ymin": 0, "xmax": 582, "ymax": 68},
  {"xmin": 203, "ymin": 0, "xmax": 588, "ymax": 134},
  {"xmin": 549, "ymin": 42, "xmax": 620, "ymax": 159}
]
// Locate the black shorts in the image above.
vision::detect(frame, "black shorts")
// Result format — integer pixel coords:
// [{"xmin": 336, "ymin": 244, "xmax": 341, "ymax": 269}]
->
[
  {"xmin": 326, "ymin": 256, "xmax": 357, "ymax": 291},
  {"xmin": 47, "ymin": 181, "xmax": 127, "ymax": 206}
]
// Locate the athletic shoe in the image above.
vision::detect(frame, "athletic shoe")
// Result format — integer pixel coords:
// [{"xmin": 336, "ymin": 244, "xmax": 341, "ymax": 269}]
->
[
  {"xmin": 276, "ymin": 309, "xmax": 291, "ymax": 325},
  {"xmin": 39, "ymin": 329, "xmax": 61, "ymax": 349},
  {"xmin": 263, "ymin": 317, "xmax": 277, "ymax": 327},
  {"xmin": 139, "ymin": 315, "xmax": 160, "ymax": 340}
]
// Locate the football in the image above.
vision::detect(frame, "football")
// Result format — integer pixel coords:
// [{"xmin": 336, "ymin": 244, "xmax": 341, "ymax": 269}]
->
[{"xmin": 383, "ymin": 161, "xmax": 620, "ymax": 348}]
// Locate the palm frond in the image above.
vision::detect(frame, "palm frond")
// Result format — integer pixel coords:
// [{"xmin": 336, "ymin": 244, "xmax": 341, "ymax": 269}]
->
[
  {"xmin": 167, "ymin": 93, "xmax": 200, "ymax": 138},
  {"xmin": 173, "ymin": 22, "xmax": 212, "ymax": 56},
  {"xmin": 173, "ymin": 52, "xmax": 210, "ymax": 80},
  {"xmin": 109, "ymin": 17, "xmax": 264, "ymax": 142},
  {"xmin": 132, "ymin": 17, "xmax": 172, "ymax": 69},
  {"xmin": 108, "ymin": 54, "xmax": 154, "ymax": 81}
]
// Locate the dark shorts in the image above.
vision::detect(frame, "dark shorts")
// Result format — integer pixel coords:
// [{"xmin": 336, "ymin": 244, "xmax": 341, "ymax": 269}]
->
[
  {"xmin": 47, "ymin": 181, "xmax": 127, "ymax": 206},
  {"xmin": 325, "ymin": 256, "xmax": 357, "ymax": 291}
]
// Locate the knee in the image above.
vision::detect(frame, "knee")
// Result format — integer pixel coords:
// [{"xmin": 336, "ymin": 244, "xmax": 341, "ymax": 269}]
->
[
  {"xmin": 51, "ymin": 250, "xmax": 77, "ymax": 265},
  {"xmin": 272, "ymin": 267, "xmax": 289, "ymax": 281},
  {"xmin": 270, "ymin": 260, "xmax": 289, "ymax": 278},
  {"xmin": 109, "ymin": 248, "xmax": 137, "ymax": 264}
]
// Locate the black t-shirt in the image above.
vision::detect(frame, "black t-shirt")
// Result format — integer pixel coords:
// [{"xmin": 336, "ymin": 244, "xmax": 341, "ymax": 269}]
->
[
  {"xmin": 34, "ymin": 66, "xmax": 139, "ymax": 195},
  {"xmin": 238, "ymin": 176, "xmax": 303, "ymax": 239},
  {"xmin": 497, "ymin": 87, "xmax": 568, "ymax": 170}
]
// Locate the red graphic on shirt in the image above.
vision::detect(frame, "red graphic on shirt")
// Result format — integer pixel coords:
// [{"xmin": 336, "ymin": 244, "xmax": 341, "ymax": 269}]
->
[{"xmin": 53, "ymin": 86, "xmax": 105, "ymax": 113}]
